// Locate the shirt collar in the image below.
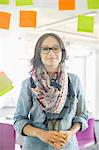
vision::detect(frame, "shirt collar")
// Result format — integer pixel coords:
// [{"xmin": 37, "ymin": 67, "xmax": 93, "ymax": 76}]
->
[{"xmin": 67, "ymin": 75, "xmax": 75, "ymax": 97}]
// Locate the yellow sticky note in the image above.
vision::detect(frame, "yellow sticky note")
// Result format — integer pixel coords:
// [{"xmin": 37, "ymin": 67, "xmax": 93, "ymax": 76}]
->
[
  {"xmin": 19, "ymin": 10, "xmax": 37, "ymax": 28},
  {"xmin": 0, "ymin": 71, "xmax": 14, "ymax": 96},
  {"xmin": 16, "ymin": 0, "xmax": 33, "ymax": 6},
  {"xmin": 0, "ymin": 12, "xmax": 11, "ymax": 29},
  {"xmin": 78, "ymin": 15, "xmax": 94, "ymax": 33},
  {"xmin": 88, "ymin": 0, "xmax": 99, "ymax": 9},
  {"xmin": 0, "ymin": 0, "xmax": 9, "ymax": 5}
]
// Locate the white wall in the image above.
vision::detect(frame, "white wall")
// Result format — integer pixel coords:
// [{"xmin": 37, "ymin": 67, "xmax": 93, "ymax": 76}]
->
[{"xmin": 95, "ymin": 51, "xmax": 99, "ymax": 119}]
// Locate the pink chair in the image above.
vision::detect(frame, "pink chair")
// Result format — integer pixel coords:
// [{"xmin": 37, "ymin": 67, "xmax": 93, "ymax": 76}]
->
[
  {"xmin": 0, "ymin": 123, "xmax": 16, "ymax": 150},
  {"xmin": 76, "ymin": 118, "xmax": 96, "ymax": 149}
]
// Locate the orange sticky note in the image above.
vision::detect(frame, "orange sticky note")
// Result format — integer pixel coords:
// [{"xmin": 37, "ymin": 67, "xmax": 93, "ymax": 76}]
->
[
  {"xmin": 19, "ymin": 11, "xmax": 37, "ymax": 28},
  {"xmin": 59, "ymin": 0, "xmax": 75, "ymax": 10},
  {"xmin": 0, "ymin": 12, "xmax": 11, "ymax": 29}
]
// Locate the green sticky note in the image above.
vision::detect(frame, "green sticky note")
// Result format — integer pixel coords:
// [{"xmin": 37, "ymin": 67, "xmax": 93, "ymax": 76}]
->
[
  {"xmin": 88, "ymin": 0, "xmax": 99, "ymax": 9},
  {"xmin": 78, "ymin": 15, "xmax": 94, "ymax": 33},
  {"xmin": 16, "ymin": 0, "xmax": 33, "ymax": 6},
  {"xmin": 0, "ymin": 0, "xmax": 9, "ymax": 4},
  {"xmin": 0, "ymin": 72, "xmax": 14, "ymax": 96}
]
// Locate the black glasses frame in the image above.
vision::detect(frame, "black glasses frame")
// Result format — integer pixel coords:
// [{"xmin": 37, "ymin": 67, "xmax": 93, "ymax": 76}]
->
[{"xmin": 40, "ymin": 45, "xmax": 61, "ymax": 54}]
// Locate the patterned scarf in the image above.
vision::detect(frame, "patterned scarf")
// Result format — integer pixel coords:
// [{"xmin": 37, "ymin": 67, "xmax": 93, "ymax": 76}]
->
[{"xmin": 31, "ymin": 62, "xmax": 68, "ymax": 114}]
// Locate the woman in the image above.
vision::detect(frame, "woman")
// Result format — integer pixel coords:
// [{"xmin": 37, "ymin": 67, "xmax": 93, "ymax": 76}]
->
[{"xmin": 14, "ymin": 33, "xmax": 88, "ymax": 150}]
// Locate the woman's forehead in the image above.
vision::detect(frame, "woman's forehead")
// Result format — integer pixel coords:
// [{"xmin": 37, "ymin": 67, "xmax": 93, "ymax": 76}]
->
[{"xmin": 41, "ymin": 36, "xmax": 59, "ymax": 46}]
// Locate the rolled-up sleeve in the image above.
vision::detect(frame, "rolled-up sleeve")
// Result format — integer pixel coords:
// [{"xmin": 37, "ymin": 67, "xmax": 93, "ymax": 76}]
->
[
  {"xmin": 13, "ymin": 78, "xmax": 33, "ymax": 135},
  {"xmin": 72, "ymin": 76, "xmax": 88, "ymax": 131}
]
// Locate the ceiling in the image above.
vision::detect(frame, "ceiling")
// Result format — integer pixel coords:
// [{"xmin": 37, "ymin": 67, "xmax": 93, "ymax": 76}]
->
[{"xmin": 0, "ymin": 0, "xmax": 99, "ymax": 48}]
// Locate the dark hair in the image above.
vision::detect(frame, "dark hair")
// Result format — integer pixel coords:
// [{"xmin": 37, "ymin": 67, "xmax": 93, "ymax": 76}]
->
[{"xmin": 30, "ymin": 33, "xmax": 67, "ymax": 70}]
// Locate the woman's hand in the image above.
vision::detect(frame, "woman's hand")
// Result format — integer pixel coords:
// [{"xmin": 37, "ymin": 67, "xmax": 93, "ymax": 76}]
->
[
  {"xmin": 37, "ymin": 130, "xmax": 66, "ymax": 149},
  {"xmin": 59, "ymin": 130, "xmax": 73, "ymax": 145},
  {"xmin": 59, "ymin": 123, "xmax": 81, "ymax": 146}
]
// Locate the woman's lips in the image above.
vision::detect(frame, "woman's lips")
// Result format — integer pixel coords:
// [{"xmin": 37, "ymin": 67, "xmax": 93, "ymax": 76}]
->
[{"xmin": 47, "ymin": 58, "xmax": 56, "ymax": 59}]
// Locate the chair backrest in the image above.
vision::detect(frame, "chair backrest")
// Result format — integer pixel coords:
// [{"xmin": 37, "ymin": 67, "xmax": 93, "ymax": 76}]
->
[
  {"xmin": 76, "ymin": 118, "xmax": 96, "ymax": 149},
  {"xmin": 0, "ymin": 123, "xmax": 16, "ymax": 150}
]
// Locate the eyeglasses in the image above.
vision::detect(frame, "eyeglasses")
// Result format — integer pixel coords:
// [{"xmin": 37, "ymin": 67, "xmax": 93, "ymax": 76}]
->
[{"xmin": 40, "ymin": 45, "xmax": 61, "ymax": 54}]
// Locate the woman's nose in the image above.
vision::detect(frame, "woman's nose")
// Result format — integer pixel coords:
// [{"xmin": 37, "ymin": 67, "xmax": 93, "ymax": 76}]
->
[{"xmin": 48, "ymin": 49, "xmax": 55, "ymax": 55}]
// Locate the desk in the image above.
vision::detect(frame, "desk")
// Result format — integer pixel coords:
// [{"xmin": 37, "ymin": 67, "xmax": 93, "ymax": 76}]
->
[{"xmin": 0, "ymin": 106, "xmax": 15, "ymax": 117}]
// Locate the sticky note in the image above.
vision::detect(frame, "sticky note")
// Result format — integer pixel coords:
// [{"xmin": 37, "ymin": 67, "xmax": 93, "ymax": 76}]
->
[
  {"xmin": 0, "ymin": 71, "xmax": 14, "ymax": 96},
  {"xmin": 78, "ymin": 15, "xmax": 94, "ymax": 33},
  {"xmin": 0, "ymin": 0, "xmax": 9, "ymax": 4},
  {"xmin": 16, "ymin": 0, "xmax": 33, "ymax": 6},
  {"xmin": 19, "ymin": 11, "xmax": 37, "ymax": 28},
  {"xmin": 0, "ymin": 12, "xmax": 11, "ymax": 29},
  {"xmin": 88, "ymin": 0, "xmax": 99, "ymax": 9},
  {"xmin": 59, "ymin": 0, "xmax": 75, "ymax": 10}
]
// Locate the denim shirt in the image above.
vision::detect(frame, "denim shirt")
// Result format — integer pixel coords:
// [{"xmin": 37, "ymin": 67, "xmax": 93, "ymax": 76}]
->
[{"xmin": 13, "ymin": 73, "xmax": 88, "ymax": 150}]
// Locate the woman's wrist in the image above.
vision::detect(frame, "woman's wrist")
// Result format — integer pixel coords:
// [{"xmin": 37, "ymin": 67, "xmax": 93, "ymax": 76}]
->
[
  {"xmin": 69, "ymin": 129, "xmax": 75, "ymax": 136},
  {"xmin": 23, "ymin": 124, "xmax": 44, "ymax": 138},
  {"xmin": 32, "ymin": 127, "xmax": 45, "ymax": 138},
  {"xmin": 69, "ymin": 123, "xmax": 81, "ymax": 135}
]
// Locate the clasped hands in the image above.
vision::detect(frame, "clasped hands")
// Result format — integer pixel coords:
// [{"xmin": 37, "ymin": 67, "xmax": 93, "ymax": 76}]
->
[{"xmin": 38, "ymin": 130, "xmax": 73, "ymax": 150}]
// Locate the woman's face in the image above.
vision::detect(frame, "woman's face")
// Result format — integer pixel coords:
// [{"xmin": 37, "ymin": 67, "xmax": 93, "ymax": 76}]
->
[{"xmin": 40, "ymin": 36, "xmax": 62, "ymax": 69}]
